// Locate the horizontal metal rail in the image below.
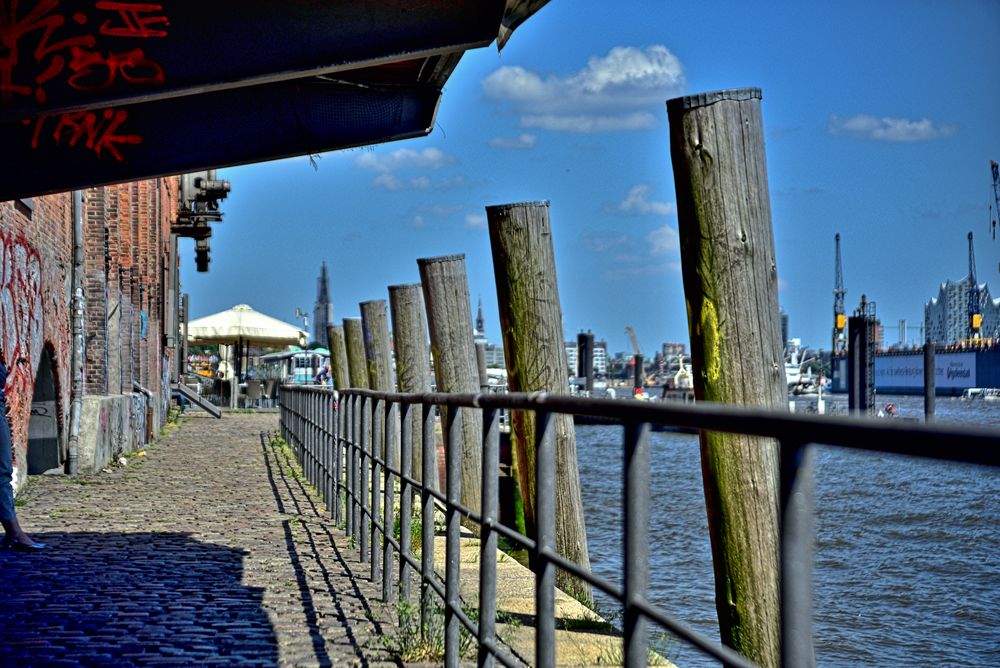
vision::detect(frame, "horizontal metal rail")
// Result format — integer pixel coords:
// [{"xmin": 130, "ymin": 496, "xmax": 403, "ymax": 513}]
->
[{"xmin": 279, "ymin": 386, "xmax": 1000, "ymax": 668}]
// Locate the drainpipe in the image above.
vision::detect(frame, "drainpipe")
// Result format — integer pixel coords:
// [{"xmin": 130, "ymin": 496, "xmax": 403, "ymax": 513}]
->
[{"xmin": 67, "ymin": 190, "xmax": 86, "ymax": 475}]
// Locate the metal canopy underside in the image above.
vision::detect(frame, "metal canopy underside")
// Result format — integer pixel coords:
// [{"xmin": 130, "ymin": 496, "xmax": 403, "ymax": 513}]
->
[{"xmin": 0, "ymin": 0, "xmax": 548, "ymax": 200}]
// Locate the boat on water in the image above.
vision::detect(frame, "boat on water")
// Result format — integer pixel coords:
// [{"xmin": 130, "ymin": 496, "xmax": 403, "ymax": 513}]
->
[{"xmin": 961, "ymin": 387, "xmax": 1000, "ymax": 401}]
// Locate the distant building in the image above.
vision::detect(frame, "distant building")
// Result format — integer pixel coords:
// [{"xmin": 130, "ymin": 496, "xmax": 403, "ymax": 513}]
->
[
  {"xmin": 925, "ymin": 276, "xmax": 1000, "ymax": 344},
  {"xmin": 312, "ymin": 261, "xmax": 333, "ymax": 348},
  {"xmin": 565, "ymin": 341, "xmax": 578, "ymax": 375},
  {"xmin": 593, "ymin": 340, "xmax": 608, "ymax": 377},
  {"xmin": 472, "ymin": 296, "xmax": 505, "ymax": 368}
]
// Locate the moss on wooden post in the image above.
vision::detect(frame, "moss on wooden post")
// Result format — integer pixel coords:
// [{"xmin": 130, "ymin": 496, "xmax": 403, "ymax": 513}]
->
[
  {"xmin": 327, "ymin": 324, "xmax": 349, "ymax": 392},
  {"xmin": 389, "ymin": 283, "xmax": 436, "ymax": 488},
  {"xmin": 417, "ymin": 254, "xmax": 482, "ymax": 516},
  {"xmin": 486, "ymin": 200, "xmax": 591, "ymax": 601},
  {"xmin": 667, "ymin": 88, "xmax": 783, "ymax": 667},
  {"xmin": 361, "ymin": 299, "xmax": 397, "ymax": 467},
  {"xmin": 343, "ymin": 317, "xmax": 369, "ymax": 389}
]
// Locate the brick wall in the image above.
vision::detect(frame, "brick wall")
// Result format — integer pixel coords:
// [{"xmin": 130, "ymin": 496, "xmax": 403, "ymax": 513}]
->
[{"xmin": 2, "ymin": 174, "xmax": 178, "ymax": 486}]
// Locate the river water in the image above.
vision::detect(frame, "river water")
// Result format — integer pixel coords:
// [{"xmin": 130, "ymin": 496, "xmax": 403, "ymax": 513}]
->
[{"xmin": 576, "ymin": 395, "xmax": 1000, "ymax": 666}]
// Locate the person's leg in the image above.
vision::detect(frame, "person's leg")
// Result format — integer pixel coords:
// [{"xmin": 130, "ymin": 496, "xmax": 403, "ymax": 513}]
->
[{"xmin": 0, "ymin": 411, "xmax": 41, "ymax": 548}]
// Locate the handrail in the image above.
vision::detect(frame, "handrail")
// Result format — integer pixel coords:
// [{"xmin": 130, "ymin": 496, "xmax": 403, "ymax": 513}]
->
[{"xmin": 278, "ymin": 385, "xmax": 1000, "ymax": 668}]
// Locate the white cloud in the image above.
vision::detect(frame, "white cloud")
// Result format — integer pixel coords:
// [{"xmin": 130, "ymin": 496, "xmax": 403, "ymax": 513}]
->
[
  {"xmin": 371, "ymin": 173, "xmax": 466, "ymax": 192},
  {"xmin": 611, "ymin": 185, "xmax": 676, "ymax": 216},
  {"xmin": 647, "ymin": 225, "xmax": 680, "ymax": 254},
  {"xmin": 523, "ymin": 112, "xmax": 657, "ymax": 133},
  {"xmin": 465, "ymin": 214, "xmax": 487, "ymax": 229},
  {"xmin": 355, "ymin": 147, "xmax": 454, "ymax": 172},
  {"xmin": 413, "ymin": 215, "xmax": 426, "ymax": 227},
  {"xmin": 828, "ymin": 114, "xmax": 955, "ymax": 142},
  {"xmin": 482, "ymin": 45, "xmax": 685, "ymax": 134},
  {"xmin": 489, "ymin": 133, "xmax": 537, "ymax": 150}
]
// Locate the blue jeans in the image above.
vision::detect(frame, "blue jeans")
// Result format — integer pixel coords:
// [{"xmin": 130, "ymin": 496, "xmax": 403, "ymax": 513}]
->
[{"xmin": 0, "ymin": 405, "xmax": 14, "ymax": 522}]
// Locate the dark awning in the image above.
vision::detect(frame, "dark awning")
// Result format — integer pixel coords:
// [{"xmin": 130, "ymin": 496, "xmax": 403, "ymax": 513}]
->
[{"xmin": 0, "ymin": 0, "xmax": 548, "ymax": 200}]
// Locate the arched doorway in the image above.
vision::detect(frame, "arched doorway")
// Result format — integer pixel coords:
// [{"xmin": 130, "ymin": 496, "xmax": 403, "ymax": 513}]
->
[{"xmin": 27, "ymin": 348, "xmax": 60, "ymax": 474}]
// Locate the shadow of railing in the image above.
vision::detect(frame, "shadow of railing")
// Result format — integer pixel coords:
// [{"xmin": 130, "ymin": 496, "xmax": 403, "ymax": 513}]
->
[{"xmin": 258, "ymin": 432, "xmax": 391, "ymax": 666}]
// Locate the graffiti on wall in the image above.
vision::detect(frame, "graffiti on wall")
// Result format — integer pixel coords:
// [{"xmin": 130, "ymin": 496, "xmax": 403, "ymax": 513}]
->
[
  {"xmin": 1, "ymin": 1, "xmax": 171, "ymax": 161},
  {"xmin": 0, "ymin": 231, "xmax": 43, "ymax": 451}
]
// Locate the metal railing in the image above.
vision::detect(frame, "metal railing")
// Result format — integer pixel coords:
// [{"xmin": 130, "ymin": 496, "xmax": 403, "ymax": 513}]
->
[{"xmin": 278, "ymin": 386, "xmax": 1000, "ymax": 668}]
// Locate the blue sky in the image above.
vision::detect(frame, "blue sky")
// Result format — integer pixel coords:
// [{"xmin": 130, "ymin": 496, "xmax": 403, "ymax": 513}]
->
[{"xmin": 182, "ymin": 0, "xmax": 1000, "ymax": 357}]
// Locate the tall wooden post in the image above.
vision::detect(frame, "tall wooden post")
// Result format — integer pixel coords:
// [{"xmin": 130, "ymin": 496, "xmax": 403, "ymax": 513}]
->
[
  {"xmin": 667, "ymin": 88, "xmax": 783, "ymax": 667},
  {"xmin": 486, "ymin": 200, "xmax": 591, "ymax": 601},
  {"xmin": 475, "ymin": 342, "xmax": 489, "ymax": 389},
  {"xmin": 343, "ymin": 317, "xmax": 369, "ymax": 389},
  {"xmin": 327, "ymin": 324, "xmax": 350, "ymax": 391},
  {"xmin": 389, "ymin": 283, "xmax": 437, "ymax": 487},
  {"xmin": 361, "ymin": 299, "xmax": 398, "ymax": 467},
  {"xmin": 417, "ymin": 255, "xmax": 482, "ymax": 516}
]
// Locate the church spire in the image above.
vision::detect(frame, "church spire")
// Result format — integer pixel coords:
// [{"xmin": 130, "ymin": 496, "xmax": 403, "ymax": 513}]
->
[
  {"xmin": 312, "ymin": 260, "xmax": 333, "ymax": 348},
  {"xmin": 475, "ymin": 296, "xmax": 485, "ymax": 335}
]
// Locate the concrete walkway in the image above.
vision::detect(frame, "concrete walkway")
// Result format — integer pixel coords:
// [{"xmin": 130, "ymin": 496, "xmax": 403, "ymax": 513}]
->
[{"xmin": 0, "ymin": 413, "xmax": 398, "ymax": 667}]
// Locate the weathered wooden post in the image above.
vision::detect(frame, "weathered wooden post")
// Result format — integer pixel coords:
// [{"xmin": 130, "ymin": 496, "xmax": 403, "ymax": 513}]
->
[
  {"xmin": 361, "ymin": 299, "xmax": 398, "ymax": 467},
  {"xmin": 389, "ymin": 283, "xmax": 437, "ymax": 487},
  {"xmin": 486, "ymin": 200, "xmax": 592, "ymax": 601},
  {"xmin": 475, "ymin": 342, "xmax": 489, "ymax": 389},
  {"xmin": 924, "ymin": 340, "xmax": 935, "ymax": 421},
  {"xmin": 327, "ymin": 325, "xmax": 350, "ymax": 391},
  {"xmin": 343, "ymin": 318, "xmax": 370, "ymax": 389},
  {"xmin": 417, "ymin": 255, "xmax": 482, "ymax": 516},
  {"xmin": 667, "ymin": 88, "xmax": 783, "ymax": 666}
]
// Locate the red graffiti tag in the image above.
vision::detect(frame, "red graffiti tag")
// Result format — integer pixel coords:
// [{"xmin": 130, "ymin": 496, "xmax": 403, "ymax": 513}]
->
[
  {"xmin": 0, "ymin": 0, "xmax": 97, "ymax": 103},
  {"xmin": 66, "ymin": 44, "xmax": 164, "ymax": 90},
  {"xmin": 0, "ymin": 0, "xmax": 168, "ymax": 105},
  {"xmin": 27, "ymin": 106, "xmax": 142, "ymax": 161},
  {"xmin": 96, "ymin": 2, "xmax": 168, "ymax": 38}
]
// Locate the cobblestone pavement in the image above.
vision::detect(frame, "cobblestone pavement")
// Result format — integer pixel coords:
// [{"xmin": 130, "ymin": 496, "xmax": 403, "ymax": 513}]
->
[{"xmin": 0, "ymin": 413, "xmax": 400, "ymax": 667}]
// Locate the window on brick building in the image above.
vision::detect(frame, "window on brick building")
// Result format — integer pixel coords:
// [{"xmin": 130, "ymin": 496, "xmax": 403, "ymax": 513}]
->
[{"xmin": 15, "ymin": 198, "xmax": 33, "ymax": 219}]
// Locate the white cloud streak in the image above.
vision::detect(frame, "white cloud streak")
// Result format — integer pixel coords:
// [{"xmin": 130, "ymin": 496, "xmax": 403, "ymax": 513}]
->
[
  {"xmin": 489, "ymin": 133, "xmax": 538, "ymax": 150},
  {"xmin": 355, "ymin": 147, "xmax": 454, "ymax": 172},
  {"xmin": 828, "ymin": 114, "xmax": 955, "ymax": 142},
  {"xmin": 611, "ymin": 185, "xmax": 676, "ymax": 216},
  {"xmin": 464, "ymin": 214, "xmax": 487, "ymax": 229},
  {"xmin": 482, "ymin": 45, "xmax": 685, "ymax": 134}
]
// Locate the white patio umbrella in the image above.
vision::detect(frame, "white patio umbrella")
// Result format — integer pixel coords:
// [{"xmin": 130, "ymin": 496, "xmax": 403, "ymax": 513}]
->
[
  {"xmin": 187, "ymin": 304, "xmax": 307, "ymax": 407},
  {"xmin": 187, "ymin": 304, "xmax": 307, "ymax": 347}
]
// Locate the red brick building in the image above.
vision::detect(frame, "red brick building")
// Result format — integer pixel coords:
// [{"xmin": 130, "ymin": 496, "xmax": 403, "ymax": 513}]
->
[{"xmin": 0, "ymin": 176, "xmax": 179, "ymax": 489}]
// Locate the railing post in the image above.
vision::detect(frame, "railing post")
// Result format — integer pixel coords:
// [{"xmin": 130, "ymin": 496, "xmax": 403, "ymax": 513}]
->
[
  {"xmin": 420, "ymin": 402, "xmax": 436, "ymax": 641},
  {"xmin": 445, "ymin": 406, "xmax": 463, "ymax": 668},
  {"xmin": 624, "ymin": 421, "xmax": 651, "ymax": 668},
  {"xmin": 478, "ymin": 408, "xmax": 500, "ymax": 668},
  {"xmin": 535, "ymin": 410, "xmax": 556, "ymax": 668},
  {"xmin": 371, "ymin": 398, "xmax": 383, "ymax": 582},
  {"xmin": 383, "ymin": 400, "xmax": 396, "ymax": 602},
  {"xmin": 345, "ymin": 394, "xmax": 355, "ymax": 537},
  {"xmin": 353, "ymin": 394, "xmax": 362, "ymax": 548},
  {"xmin": 399, "ymin": 401, "xmax": 413, "ymax": 603},
  {"xmin": 335, "ymin": 392, "xmax": 343, "ymax": 525},
  {"xmin": 780, "ymin": 441, "xmax": 816, "ymax": 668},
  {"xmin": 361, "ymin": 396, "xmax": 371, "ymax": 565}
]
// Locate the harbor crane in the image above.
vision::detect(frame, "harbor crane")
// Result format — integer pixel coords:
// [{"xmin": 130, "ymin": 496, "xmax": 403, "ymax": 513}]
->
[
  {"xmin": 991, "ymin": 160, "xmax": 999, "ymax": 243},
  {"xmin": 625, "ymin": 325, "xmax": 640, "ymax": 357},
  {"xmin": 968, "ymin": 232, "xmax": 982, "ymax": 339},
  {"xmin": 832, "ymin": 233, "xmax": 847, "ymax": 355}
]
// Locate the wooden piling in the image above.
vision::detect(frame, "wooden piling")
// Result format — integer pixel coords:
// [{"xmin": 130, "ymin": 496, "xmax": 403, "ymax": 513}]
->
[
  {"xmin": 667, "ymin": 88, "xmax": 782, "ymax": 666},
  {"xmin": 389, "ymin": 283, "xmax": 436, "ymax": 487},
  {"xmin": 486, "ymin": 200, "xmax": 591, "ymax": 601},
  {"xmin": 475, "ymin": 342, "xmax": 489, "ymax": 389},
  {"xmin": 343, "ymin": 317, "xmax": 370, "ymax": 389},
  {"xmin": 327, "ymin": 324, "xmax": 350, "ymax": 391},
  {"xmin": 361, "ymin": 299, "xmax": 398, "ymax": 467},
  {"xmin": 417, "ymin": 254, "xmax": 482, "ymax": 516}
]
